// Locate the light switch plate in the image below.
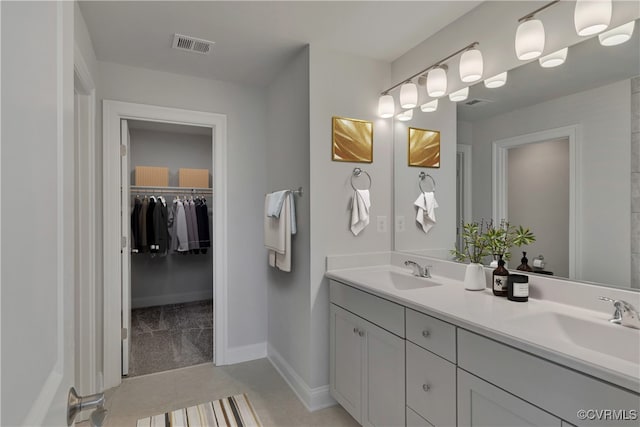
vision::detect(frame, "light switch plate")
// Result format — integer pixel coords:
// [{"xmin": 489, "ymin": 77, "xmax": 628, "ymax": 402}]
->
[
  {"xmin": 377, "ymin": 216, "xmax": 387, "ymax": 233},
  {"xmin": 396, "ymin": 215, "xmax": 405, "ymax": 232}
]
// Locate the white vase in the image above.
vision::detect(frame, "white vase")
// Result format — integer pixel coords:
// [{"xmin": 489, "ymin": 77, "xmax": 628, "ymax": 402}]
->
[{"xmin": 464, "ymin": 263, "xmax": 486, "ymax": 291}]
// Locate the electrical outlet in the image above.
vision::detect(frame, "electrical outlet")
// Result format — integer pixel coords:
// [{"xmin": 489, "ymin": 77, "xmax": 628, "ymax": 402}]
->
[
  {"xmin": 395, "ymin": 215, "xmax": 405, "ymax": 232},
  {"xmin": 376, "ymin": 216, "xmax": 387, "ymax": 233}
]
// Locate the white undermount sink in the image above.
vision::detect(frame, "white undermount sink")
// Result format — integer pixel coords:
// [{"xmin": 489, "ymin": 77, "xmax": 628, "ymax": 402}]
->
[
  {"xmin": 353, "ymin": 269, "xmax": 443, "ymax": 291},
  {"xmin": 509, "ymin": 312, "xmax": 640, "ymax": 364}
]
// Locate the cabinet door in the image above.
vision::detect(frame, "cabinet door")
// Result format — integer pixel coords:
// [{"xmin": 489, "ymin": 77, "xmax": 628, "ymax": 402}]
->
[
  {"xmin": 330, "ymin": 304, "xmax": 364, "ymax": 423},
  {"xmin": 362, "ymin": 318, "xmax": 406, "ymax": 427},
  {"xmin": 458, "ymin": 369, "xmax": 561, "ymax": 427}
]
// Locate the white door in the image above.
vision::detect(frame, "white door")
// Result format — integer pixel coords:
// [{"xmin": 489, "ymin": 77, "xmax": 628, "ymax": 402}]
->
[
  {"xmin": 1, "ymin": 1, "xmax": 77, "ymax": 425},
  {"xmin": 329, "ymin": 304, "xmax": 364, "ymax": 423},
  {"xmin": 362, "ymin": 318, "xmax": 405, "ymax": 427},
  {"xmin": 121, "ymin": 120, "xmax": 131, "ymax": 376}
]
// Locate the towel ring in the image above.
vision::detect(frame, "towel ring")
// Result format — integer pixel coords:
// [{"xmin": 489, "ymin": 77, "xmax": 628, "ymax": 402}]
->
[
  {"xmin": 351, "ymin": 168, "xmax": 372, "ymax": 191},
  {"xmin": 418, "ymin": 171, "xmax": 436, "ymax": 193}
]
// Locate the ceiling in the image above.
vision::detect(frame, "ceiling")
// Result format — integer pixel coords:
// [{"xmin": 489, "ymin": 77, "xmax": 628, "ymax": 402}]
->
[
  {"xmin": 79, "ymin": 1, "xmax": 481, "ymax": 87},
  {"xmin": 458, "ymin": 21, "xmax": 640, "ymax": 122}
]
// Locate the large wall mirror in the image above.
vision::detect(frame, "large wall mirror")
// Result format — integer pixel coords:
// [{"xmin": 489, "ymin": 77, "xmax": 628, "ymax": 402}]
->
[{"xmin": 394, "ymin": 19, "xmax": 640, "ymax": 290}]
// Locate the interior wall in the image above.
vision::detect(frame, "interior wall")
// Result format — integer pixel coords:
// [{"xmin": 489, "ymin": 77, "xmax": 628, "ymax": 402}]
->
[
  {"xmin": 632, "ymin": 76, "xmax": 640, "ymax": 288},
  {"xmin": 74, "ymin": 1, "xmax": 104, "ymax": 389},
  {"xmin": 309, "ymin": 46, "xmax": 392, "ymax": 388},
  {"xmin": 508, "ymin": 139, "xmax": 570, "ymax": 277},
  {"xmin": 96, "ymin": 60, "xmax": 269, "ymax": 353},
  {"xmin": 470, "ymin": 80, "xmax": 631, "ymax": 287},
  {"xmin": 129, "ymin": 128, "xmax": 213, "ymax": 308},
  {"xmin": 265, "ymin": 47, "xmax": 312, "ymax": 386},
  {"xmin": 394, "ymin": 100, "xmax": 457, "ymax": 256}
]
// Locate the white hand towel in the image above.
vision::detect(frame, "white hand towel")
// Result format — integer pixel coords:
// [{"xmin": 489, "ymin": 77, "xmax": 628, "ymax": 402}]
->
[
  {"xmin": 264, "ymin": 195, "xmax": 286, "ymax": 253},
  {"xmin": 266, "ymin": 190, "xmax": 288, "ymax": 218},
  {"xmin": 269, "ymin": 195, "xmax": 292, "ymax": 272},
  {"xmin": 350, "ymin": 189, "xmax": 371, "ymax": 236},
  {"xmin": 414, "ymin": 192, "xmax": 439, "ymax": 234}
]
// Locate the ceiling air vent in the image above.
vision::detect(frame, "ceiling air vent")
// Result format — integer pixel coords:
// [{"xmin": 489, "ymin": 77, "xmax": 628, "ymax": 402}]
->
[
  {"xmin": 172, "ymin": 33, "xmax": 214, "ymax": 55},
  {"xmin": 464, "ymin": 98, "xmax": 493, "ymax": 106}
]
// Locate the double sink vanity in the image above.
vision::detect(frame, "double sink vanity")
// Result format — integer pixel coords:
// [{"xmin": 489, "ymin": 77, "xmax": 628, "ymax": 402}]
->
[{"xmin": 326, "ymin": 253, "xmax": 640, "ymax": 427}]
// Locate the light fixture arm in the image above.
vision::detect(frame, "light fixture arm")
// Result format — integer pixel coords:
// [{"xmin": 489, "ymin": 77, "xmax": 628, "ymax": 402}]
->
[
  {"xmin": 380, "ymin": 41, "xmax": 479, "ymax": 95},
  {"xmin": 518, "ymin": 0, "xmax": 560, "ymax": 22}
]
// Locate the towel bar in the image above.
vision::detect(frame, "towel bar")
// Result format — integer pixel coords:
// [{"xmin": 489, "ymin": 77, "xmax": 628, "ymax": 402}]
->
[
  {"xmin": 418, "ymin": 171, "xmax": 436, "ymax": 193},
  {"xmin": 351, "ymin": 168, "xmax": 372, "ymax": 191}
]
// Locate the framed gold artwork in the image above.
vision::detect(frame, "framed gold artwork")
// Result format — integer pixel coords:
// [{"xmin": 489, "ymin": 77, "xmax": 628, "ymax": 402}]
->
[
  {"xmin": 408, "ymin": 127, "xmax": 440, "ymax": 168},
  {"xmin": 332, "ymin": 116, "xmax": 373, "ymax": 163}
]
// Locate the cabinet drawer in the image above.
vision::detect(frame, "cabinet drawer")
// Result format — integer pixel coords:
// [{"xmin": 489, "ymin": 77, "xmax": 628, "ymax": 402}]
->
[
  {"xmin": 407, "ymin": 406, "xmax": 434, "ymax": 427},
  {"xmin": 458, "ymin": 329, "xmax": 640, "ymax": 426},
  {"xmin": 406, "ymin": 308, "xmax": 456, "ymax": 363},
  {"xmin": 330, "ymin": 280, "xmax": 405, "ymax": 337},
  {"xmin": 406, "ymin": 341, "xmax": 456, "ymax": 427}
]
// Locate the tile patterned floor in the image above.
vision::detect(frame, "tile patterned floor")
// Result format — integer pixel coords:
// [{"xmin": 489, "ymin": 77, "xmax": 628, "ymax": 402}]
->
[
  {"xmin": 129, "ymin": 300, "xmax": 213, "ymax": 377},
  {"xmin": 93, "ymin": 360, "xmax": 359, "ymax": 427}
]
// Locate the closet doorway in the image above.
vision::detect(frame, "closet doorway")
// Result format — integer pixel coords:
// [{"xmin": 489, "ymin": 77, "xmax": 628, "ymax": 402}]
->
[
  {"xmin": 103, "ymin": 101, "xmax": 228, "ymax": 389},
  {"xmin": 126, "ymin": 120, "xmax": 214, "ymax": 377}
]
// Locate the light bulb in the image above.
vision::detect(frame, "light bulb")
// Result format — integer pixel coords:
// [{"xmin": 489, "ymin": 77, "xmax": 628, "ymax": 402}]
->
[
  {"xmin": 599, "ymin": 21, "xmax": 635, "ymax": 46},
  {"xmin": 515, "ymin": 19, "xmax": 545, "ymax": 60},
  {"xmin": 539, "ymin": 47, "xmax": 568, "ymax": 68},
  {"xmin": 377, "ymin": 94, "xmax": 395, "ymax": 118},
  {"xmin": 427, "ymin": 67, "xmax": 447, "ymax": 97},
  {"xmin": 484, "ymin": 72, "xmax": 508, "ymax": 88},
  {"xmin": 420, "ymin": 99, "xmax": 438, "ymax": 113},
  {"xmin": 574, "ymin": 0, "xmax": 611, "ymax": 36},
  {"xmin": 459, "ymin": 48, "xmax": 483, "ymax": 83},
  {"xmin": 396, "ymin": 109, "xmax": 413, "ymax": 121},
  {"xmin": 449, "ymin": 87, "xmax": 469, "ymax": 102},
  {"xmin": 400, "ymin": 82, "xmax": 418, "ymax": 109}
]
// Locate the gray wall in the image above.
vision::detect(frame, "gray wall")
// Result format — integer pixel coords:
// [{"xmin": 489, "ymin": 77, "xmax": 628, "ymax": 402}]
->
[
  {"xmin": 266, "ymin": 47, "xmax": 311, "ymax": 385},
  {"xmin": 97, "ymin": 60, "xmax": 269, "ymax": 353},
  {"xmin": 632, "ymin": 76, "xmax": 640, "ymax": 288},
  {"xmin": 508, "ymin": 139, "xmax": 570, "ymax": 277},
  {"xmin": 309, "ymin": 46, "xmax": 392, "ymax": 388},
  {"xmin": 129, "ymin": 127, "xmax": 213, "ymax": 308},
  {"xmin": 470, "ymin": 80, "xmax": 631, "ymax": 287}
]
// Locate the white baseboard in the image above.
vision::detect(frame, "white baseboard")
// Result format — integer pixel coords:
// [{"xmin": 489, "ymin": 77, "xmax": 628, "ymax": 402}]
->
[
  {"xmin": 131, "ymin": 290, "xmax": 213, "ymax": 308},
  {"xmin": 267, "ymin": 343, "xmax": 336, "ymax": 412},
  {"xmin": 225, "ymin": 342, "xmax": 267, "ymax": 365}
]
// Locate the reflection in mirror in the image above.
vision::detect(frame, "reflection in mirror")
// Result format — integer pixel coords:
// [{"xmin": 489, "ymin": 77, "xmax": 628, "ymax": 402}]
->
[{"xmin": 394, "ymin": 20, "xmax": 640, "ymax": 290}]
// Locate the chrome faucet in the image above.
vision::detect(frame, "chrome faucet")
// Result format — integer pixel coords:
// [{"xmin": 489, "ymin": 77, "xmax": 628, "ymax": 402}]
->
[
  {"xmin": 599, "ymin": 297, "xmax": 640, "ymax": 330},
  {"xmin": 404, "ymin": 260, "xmax": 432, "ymax": 278}
]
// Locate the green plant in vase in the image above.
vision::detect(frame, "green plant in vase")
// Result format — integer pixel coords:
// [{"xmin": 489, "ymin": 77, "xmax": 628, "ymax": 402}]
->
[
  {"xmin": 450, "ymin": 220, "xmax": 492, "ymax": 291},
  {"xmin": 485, "ymin": 219, "xmax": 536, "ymax": 265}
]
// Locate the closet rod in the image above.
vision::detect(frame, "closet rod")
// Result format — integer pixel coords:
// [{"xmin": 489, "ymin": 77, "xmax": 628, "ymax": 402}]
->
[{"xmin": 130, "ymin": 185, "xmax": 213, "ymax": 195}]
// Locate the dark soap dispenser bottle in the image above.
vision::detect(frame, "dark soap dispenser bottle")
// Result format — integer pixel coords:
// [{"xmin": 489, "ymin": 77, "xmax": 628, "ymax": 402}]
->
[
  {"xmin": 517, "ymin": 251, "xmax": 533, "ymax": 272},
  {"xmin": 492, "ymin": 255, "xmax": 509, "ymax": 297}
]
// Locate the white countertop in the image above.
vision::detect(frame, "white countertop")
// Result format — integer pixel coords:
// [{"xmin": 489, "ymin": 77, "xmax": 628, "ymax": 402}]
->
[{"xmin": 326, "ymin": 264, "xmax": 640, "ymax": 393}]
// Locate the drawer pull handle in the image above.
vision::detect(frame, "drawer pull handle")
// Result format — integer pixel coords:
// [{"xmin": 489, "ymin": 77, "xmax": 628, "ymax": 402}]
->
[
  {"xmin": 358, "ymin": 330, "xmax": 365, "ymax": 337},
  {"xmin": 422, "ymin": 330, "xmax": 431, "ymax": 338},
  {"xmin": 422, "ymin": 383, "xmax": 431, "ymax": 392},
  {"xmin": 354, "ymin": 327, "xmax": 358, "ymax": 334}
]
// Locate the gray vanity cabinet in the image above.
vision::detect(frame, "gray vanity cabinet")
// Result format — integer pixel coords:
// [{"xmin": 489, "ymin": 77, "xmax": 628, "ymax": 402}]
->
[
  {"xmin": 329, "ymin": 284, "xmax": 406, "ymax": 427},
  {"xmin": 457, "ymin": 369, "xmax": 562, "ymax": 427}
]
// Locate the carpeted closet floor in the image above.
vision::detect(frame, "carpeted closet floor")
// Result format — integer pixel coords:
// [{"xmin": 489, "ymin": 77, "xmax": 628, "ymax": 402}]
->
[{"xmin": 129, "ymin": 300, "xmax": 213, "ymax": 377}]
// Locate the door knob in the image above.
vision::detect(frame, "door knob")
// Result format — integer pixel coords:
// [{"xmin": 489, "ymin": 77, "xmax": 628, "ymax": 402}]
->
[
  {"xmin": 67, "ymin": 387, "xmax": 106, "ymax": 426},
  {"xmin": 422, "ymin": 383, "xmax": 431, "ymax": 392},
  {"xmin": 422, "ymin": 330, "xmax": 431, "ymax": 338}
]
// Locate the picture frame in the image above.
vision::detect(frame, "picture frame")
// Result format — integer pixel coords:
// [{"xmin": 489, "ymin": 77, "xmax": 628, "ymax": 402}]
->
[
  {"xmin": 332, "ymin": 116, "xmax": 373, "ymax": 163},
  {"xmin": 408, "ymin": 127, "xmax": 440, "ymax": 168}
]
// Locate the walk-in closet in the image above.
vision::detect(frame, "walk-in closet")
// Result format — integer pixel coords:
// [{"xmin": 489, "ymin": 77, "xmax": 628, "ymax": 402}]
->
[{"xmin": 126, "ymin": 120, "xmax": 214, "ymax": 377}]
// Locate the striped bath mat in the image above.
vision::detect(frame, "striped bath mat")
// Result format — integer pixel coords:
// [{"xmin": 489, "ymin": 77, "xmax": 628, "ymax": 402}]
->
[{"xmin": 136, "ymin": 394, "xmax": 262, "ymax": 427}]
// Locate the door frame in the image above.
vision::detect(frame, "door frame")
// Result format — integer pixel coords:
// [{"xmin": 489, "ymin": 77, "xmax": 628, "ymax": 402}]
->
[
  {"xmin": 102, "ymin": 100, "xmax": 228, "ymax": 389},
  {"xmin": 456, "ymin": 144, "xmax": 472, "ymax": 224},
  {"xmin": 492, "ymin": 125, "xmax": 581, "ymax": 279},
  {"xmin": 73, "ymin": 43, "xmax": 98, "ymax": 395}
]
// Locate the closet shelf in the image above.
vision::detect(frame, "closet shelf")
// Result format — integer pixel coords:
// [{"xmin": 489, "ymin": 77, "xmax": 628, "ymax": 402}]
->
[{"xmin": 130, "ymin": 185, "xmax": 212, "ymax": 195}]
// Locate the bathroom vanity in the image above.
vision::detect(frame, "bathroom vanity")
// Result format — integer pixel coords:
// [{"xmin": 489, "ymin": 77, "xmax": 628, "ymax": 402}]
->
[{"xmin": 326, "ymin": 255, "xmax": 640, "ymax": 427}]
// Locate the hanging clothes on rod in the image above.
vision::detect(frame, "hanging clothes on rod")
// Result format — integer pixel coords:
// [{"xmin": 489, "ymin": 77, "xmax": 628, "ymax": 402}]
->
[{"xmin": 195, "ymin": 197, "xmax": 211, "ymax": 253}]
